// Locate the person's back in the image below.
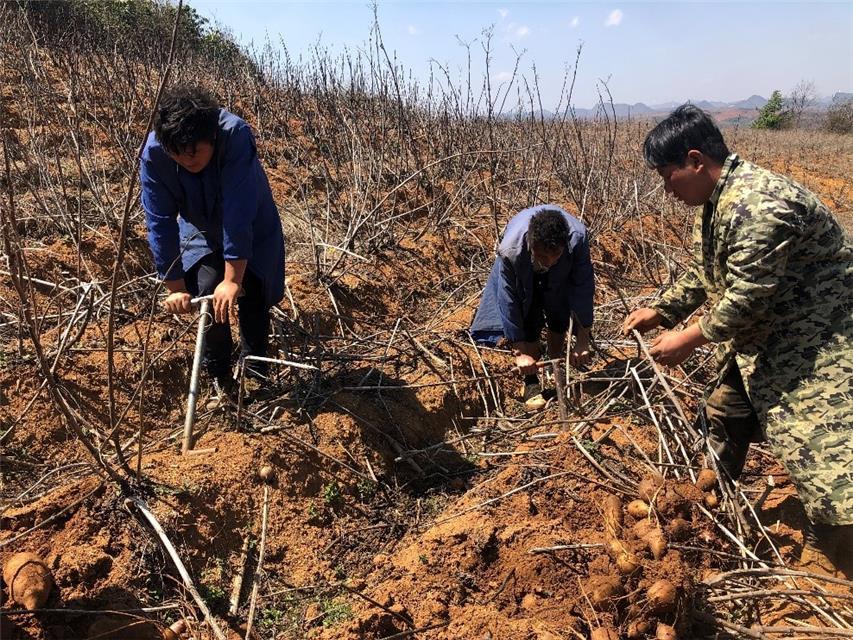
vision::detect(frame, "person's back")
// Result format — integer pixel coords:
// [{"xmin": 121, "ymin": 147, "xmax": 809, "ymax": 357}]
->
[{"xmin": 695, "ymin": 156, "xmax": 853, "ymax": 368}]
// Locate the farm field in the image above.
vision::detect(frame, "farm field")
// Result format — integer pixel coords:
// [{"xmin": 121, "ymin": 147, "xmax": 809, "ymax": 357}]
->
[{"xmin": 1, "ymin": 3, "xmax": 851, "ymax": 639}]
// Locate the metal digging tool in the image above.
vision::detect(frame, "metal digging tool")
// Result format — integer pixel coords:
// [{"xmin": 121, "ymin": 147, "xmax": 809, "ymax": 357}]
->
[{"xmin": 182, "ymin": 294, "xmax": 213, "ymax": 454}]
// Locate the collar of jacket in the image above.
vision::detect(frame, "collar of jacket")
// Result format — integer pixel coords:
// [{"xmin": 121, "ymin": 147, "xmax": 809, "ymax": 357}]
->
[{"xmin": 708, "ymin": 153, "xmax": 740, "ymax": 207}]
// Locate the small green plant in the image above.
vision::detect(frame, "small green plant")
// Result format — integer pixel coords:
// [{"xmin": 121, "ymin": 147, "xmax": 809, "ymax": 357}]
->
[
  {"xmin": 422, "ymin": 494, "xmax": 447, "ymax": 518},
  {"xmin": 334, "ymin": 563, "xmax": 347, "ymax": 580},
  {"xmin": 580, "ymin": 438, "xmax": 604, "ymax": 463},
  {"xmin": 321, "ymin": 598, "xmax": 353, "ymax": 626},
  {"xmin": 321, "ymin": 480, "xmax": 343, "ymax": 507},
  {"xmin": 307, "ymin": 501, "xmax": 319, "ymax": 519},
  {"xmin": 200, "ymin": 583, "xmax": 227, "ymax": 608},
  {"xmin": 356, "ymin": 478, "xmax": 377, "ymax": 502},
  {"xmin": 259, "ymin": 606, "xmax": 286, "ymax": 629}
]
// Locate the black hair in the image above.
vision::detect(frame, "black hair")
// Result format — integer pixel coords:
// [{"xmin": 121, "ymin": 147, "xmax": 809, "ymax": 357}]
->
[
  {"xmin": 528, "ymin": 209, "xmax": 569, "ymax": 252},
  {"xmin": 643, "ymin": 103, "xmax": 730, "ymax": 168},
  {"xmin": 154, "ymin": 85, "xmax": 220, "ymax": 154}
]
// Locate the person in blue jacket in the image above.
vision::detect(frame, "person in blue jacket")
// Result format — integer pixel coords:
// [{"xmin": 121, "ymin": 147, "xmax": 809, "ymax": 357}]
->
[
  {"xmin": 471, "ymin": 205, "xmax": 595, "ymax": 410},
  {"xmin": 140, "ymin": 84, "xmax": 285, "ymax": 396}
]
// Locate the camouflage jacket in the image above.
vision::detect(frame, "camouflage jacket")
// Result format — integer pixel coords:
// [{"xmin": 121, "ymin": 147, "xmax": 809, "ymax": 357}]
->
[{"xmin": 651, "ymin": 155, "xmax": 853, "ymax": 522}]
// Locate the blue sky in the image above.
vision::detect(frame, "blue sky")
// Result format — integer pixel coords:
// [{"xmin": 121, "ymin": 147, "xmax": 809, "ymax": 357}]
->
[{"xmin": 191, "ymin": 1, "xmax": 853, "ymax": 110}]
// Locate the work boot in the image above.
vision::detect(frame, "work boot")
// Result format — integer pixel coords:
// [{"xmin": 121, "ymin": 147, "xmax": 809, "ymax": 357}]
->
[
  {"xmin": 204, "ymin": 376, "xmax": 236, "ymax": 410},
  {"xmin": 800, "ymin": 522, "xmax": 846, "ymax": 578},
  {"xmin": 827, "ymin": 524, "xmax": 853, "ymax": 580}
]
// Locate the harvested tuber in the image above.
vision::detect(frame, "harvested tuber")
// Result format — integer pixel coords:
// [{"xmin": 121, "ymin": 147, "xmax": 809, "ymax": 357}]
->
[
  {"xmin": 627, "ymin": 499, "xmax": 651, "ymax": 518},
  {"xmin": 644, "ymin": 527, "xmax": 668, "ymax": 560},
  {"xmin": 704, "ymin": 492, "xmax": 719, "ymax": 508},
  {"xmin": 632, "ymin": 519, "xmax": 654, "ymax": 540},
  {"xmin": 587, "ymin": 575, "xmax": 625, "ymax": 610},
  {"xmin": 656, "ymin": 623, "xmax": 677, "ymax": 640},
  {"xmin": 647, "ymin": 579, "xmax": 677, "ymax": 613},
  {"xmin": 3, "ymin": 552, "xmax": 52, "ymax": 610},
  {"xmin": 591, "ymin": 628, "xmax": 619, "ymax": 640},
  {"xmin": 627, "ymin": 620, "xmax": 651, "ymax": 638},
  {"xmin": 603, "ymin": 494, "xmax": 624, "ymax": 540},
  {"xmin": 615, "ymin": 550, "xmax": 642, "ymax": 575},
  {"xmin": 607, "ymin": 537, "xmax": 626, "ymax": 558},
  {"xmin": 638, "ymin": 474, "xmax": 664, "ymax": 503},
  {"xmin": 258, "ymin": 465, "xmax": 275, "ymax": 483},
  {"xmin": 695, "ymin": 468, "xmax": 717, "ymax": 492}
]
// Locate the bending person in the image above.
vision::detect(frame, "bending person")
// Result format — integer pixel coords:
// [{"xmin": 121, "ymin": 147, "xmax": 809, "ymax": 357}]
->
[
  {"xmin": 624, "ymin": 104, "xmax": 852, "ymax": 576},
  {"xmin": 141, "ymin": 85, "xmax": 286, "ymax": 400},
  {"xmin": 471, "ymin": 205, "xmax": 594, "ymax": 410}
]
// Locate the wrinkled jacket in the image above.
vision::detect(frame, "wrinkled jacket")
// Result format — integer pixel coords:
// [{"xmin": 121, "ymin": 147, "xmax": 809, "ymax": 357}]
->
[
  {"xmin": 471, "ymin": 204, "xmax": 594, "ymax": 344},
  {"xmin": 141, "ymin": 109, "xmax": 285, "ymax": 307},
  {"xmin": 653, "ymin": 154, "xmax": 853, "ymax": 524}
]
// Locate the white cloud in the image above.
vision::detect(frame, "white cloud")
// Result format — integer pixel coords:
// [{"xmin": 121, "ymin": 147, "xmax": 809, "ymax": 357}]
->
[
  {"xmin": 502, "ymin": 21, "xmax": 531, "ymax": 42},
  {"xmin": 605, "ymin": 9, "xmax": 623, "ymax": 27},
  {"xmin": 498, "ymin": 8, "xmax": 509, "ymax": 19},
  {"xmin": 495, "ymin": 71, "xmax": 513, "ymax": 83},
  {"xmin": 569, "ymin": 16, "xmax": 580, "ymax": 28},
  {"xmin": 407, "ymin": 24, "xmax": 419, "ymax": 35}
]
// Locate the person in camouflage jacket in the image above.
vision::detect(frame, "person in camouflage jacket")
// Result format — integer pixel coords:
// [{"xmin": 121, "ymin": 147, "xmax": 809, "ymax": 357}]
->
[{"xmin": 623, "ymin": 104, "xmax": 852, "ymax": 575}]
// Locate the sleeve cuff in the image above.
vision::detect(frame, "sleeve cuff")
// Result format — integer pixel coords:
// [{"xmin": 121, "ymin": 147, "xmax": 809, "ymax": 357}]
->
[
  {"xmin": 698, "ymin": 315, "xmax": 727, "ymax": 343},
  {"xmin": 651, "ymin": 304, "xmax": 681, "ymax": 329}
]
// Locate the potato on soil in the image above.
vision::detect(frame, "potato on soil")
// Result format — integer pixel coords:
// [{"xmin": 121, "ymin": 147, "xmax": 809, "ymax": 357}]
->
[
  {"xmin": 627, "ymin": 499, "xmax": 651, "ymax": 518},
  {"xmin": 627, "ymin": 619, "xmax": 651, "ymax": 638},
  {"xmin": 587, "ymin": 575, "xmax": 625, "ymax": 610},
  {"xmin": 656, "ymin": 623, "xmax": 677, "ymax": 640},
  {"xmin": 644, "ymin": 527, "xmax": 668, "ymax": 560},
  {"xmin": 695, "ymin": 468, "xmax": 717, "ymax": 492},
  {"xmin": 3, "ymin": 552, "xmax": 52, "ymax": 610},
  {"xmin": 704, "ymin": 492, "xmax": 719, "ymax": 508},
  {"xmin": 638, "ymin": 474, "xmax": 665, "ymax": 502},
  {"xmin": 603, "ymin": 494, "xmax": 624, "ymax": 540},
  {"xmin": 591, "ymin": 627, "xmax": 619, "ymax": 640},
  {"xmin": 647, "ymin": 579, "xmax": 678, "ymax": 613},
  {"xmin": 632, "ymin": 519, "xmax": 654, "ymax": 540},
  {"xmin": 615, "ymin": 550, "xmax": 642, "ymax": 575},
  {"xmin": 607, "ymin": 537, "xmax": 626, "ymax": 558},
  {"xmin": 258, "ymin": 465, "xmax": 275, "ymax": 483}
]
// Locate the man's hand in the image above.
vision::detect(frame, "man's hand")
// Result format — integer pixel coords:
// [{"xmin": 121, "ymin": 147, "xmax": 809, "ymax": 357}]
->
[
  {"xmin": 163, "ymin": 291, "xmax": 192, "ymax": 314},
  {"xmin": 623, "ymin": 307, "xmax": 663, "ymax": 335},
  {"xmin": 649, "ymin": 330, "xmax": 696, "ymax": 366},
  {"xmin": 569, "ymin": 327, "xmax": 592, "ymax": 369},
  {"xmin": 570, "ymin": 343, "xmax": 591, "ymax": 369},
  {"xmin": 213, "ymin": 280, "xmax": 241, "ymax": 323},
  {"xmin": 514, "ymin": 353, "xmax": 539, "ymax": 375}
]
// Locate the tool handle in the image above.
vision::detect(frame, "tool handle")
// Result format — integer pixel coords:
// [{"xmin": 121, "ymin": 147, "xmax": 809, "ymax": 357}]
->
[{"xmin": 190, "ymin": 294, "xmax": 214, "ymax": 305}]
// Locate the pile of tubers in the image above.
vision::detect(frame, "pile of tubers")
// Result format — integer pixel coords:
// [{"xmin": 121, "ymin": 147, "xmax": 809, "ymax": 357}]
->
[{"xmin": 584, "ymin": 469, "xmax": 719, "ymax": 639}]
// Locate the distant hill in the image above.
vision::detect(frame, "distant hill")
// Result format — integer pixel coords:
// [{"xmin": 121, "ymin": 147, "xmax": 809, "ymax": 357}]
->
[
  {"xmin": 731, "ymin": 95, "xmax": 768, "ymax": 109},
  {"xmin": 520, "ymin": 92, "xmax": 850, "ymax": 124}
]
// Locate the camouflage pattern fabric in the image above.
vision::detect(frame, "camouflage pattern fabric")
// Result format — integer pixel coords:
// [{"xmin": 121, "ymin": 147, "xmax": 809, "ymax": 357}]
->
[{"xmin": 652, "ymin": 154, "xmax": 853, "ymax": 525}]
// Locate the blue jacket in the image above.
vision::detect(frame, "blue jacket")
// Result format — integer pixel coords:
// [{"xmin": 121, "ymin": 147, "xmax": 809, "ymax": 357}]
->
[
  {"xmin": 140, "ymin": 109, "xmax": 285, "ymax": 307},
  {"xmin": 470, "ymin": 204, "xmax": 595, "ymax": 344}
]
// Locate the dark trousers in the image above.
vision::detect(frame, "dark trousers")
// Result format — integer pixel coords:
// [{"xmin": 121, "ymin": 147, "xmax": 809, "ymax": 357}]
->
[
  {"xmin": 184, "ymin": 253, "xmax": 270, "ymax": 381},
  {"xmin": 702, "ymin": 363, "xmax": 763, "ymax": 479},
  {"xmin": 522, "ymin": 271, "xmax": 569, "ymax": 342}
]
